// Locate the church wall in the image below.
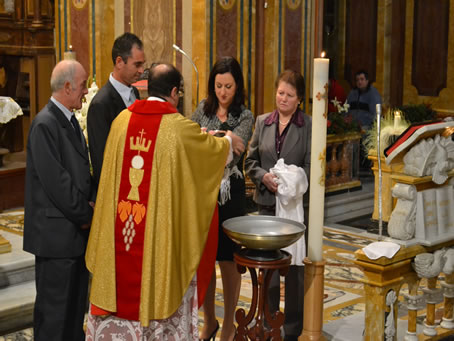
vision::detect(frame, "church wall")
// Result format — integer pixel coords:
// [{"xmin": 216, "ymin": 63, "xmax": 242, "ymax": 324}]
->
[
  {"xmin": 55, "ymin": 0, "xmax": 316, "ymax": 117},
  {"xmin": 332, "ymin": 0, "xmax": 454, "ymax": 115},
  {"xmin": 403, "ymin": 0, "xmax": 454, "ymax": 116},
  {"xmin": 203, "ymin": 0, "xmax": 313, "ymax": 116}
]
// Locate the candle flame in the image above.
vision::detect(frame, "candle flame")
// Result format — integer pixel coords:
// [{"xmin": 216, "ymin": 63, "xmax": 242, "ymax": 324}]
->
[
  {"xmin": 321, "ymin": 51, "xmax": 326, "ymax": 58},
  {"xmin": 69, "ymin": 45, "xmax": 73, "ymax": 51}
]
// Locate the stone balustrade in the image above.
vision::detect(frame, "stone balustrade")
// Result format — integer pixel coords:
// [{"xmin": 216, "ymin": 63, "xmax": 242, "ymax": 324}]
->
[
  {"xmin": 355, "ymin": 241, "xmax": 454, "ymax": 340},
  {"xmin": 368, "ymin": 152, "xmax": 405, "ymax": 223},
  {"xmin": 326, "ymin": 133, "xmax": 362, "ymax": 193},
  {"xmin": 243, "ymin": 133, "xmax": 363, "ymax": 200}
]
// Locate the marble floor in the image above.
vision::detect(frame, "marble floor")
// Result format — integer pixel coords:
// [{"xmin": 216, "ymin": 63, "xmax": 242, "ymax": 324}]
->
[
  {"xmin": 0, "ymin": 208, "xmax": 372, "ymax": 340},
  {"xmin": 1, "ymin": 208, "xmax": 453, "ymax": 340}
]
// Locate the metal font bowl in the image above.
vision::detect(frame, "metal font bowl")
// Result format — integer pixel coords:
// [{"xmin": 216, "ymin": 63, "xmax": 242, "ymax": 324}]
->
[{"xmin": 223, "ymin": 215, "xmax": 306, "ymax": 251}]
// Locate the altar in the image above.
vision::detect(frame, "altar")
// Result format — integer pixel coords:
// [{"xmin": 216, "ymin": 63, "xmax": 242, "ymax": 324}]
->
[
  {"xmin": 355, "ymin": 120, "xmax": 454, "ymax": 340},
  {"xmin": 0, "ymin": 97, "xmax": 25, "ymax": 213},
  {"xmin": 0, "ymin": 97, "xmax": 25, "ymax": 254}
]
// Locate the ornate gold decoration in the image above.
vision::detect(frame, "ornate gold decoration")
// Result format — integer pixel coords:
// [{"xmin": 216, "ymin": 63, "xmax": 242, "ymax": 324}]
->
[
  {"xmin": 118, "ymin": 200, "xmax": 132, "ymax": 222},
  {"xmin": 315, "ymin": 83, "xmax": 329, "ymax": 119},
  {"xmin": 72, "ymin": 0, "xmax": 88, "ymax": 9},
  {"xmin": 127, "ymin": 130, "xmax": 151, "ymax": 201},
  {"xmin": 128, "ymin": 168, "xmax": 144, "ymax": 201},
  {"xmin": 122, "ymin": 214, "xmax": 136, "ymax": 252},
  {"xmin": 132, "ymin": 203, "xmax": 146, "ymax": 225},
  {"xmin": 287, "ymin": 0, "xmax": 301, "ymax": 10},
  {"xmin": 319, "ymin": 148, "xmax": 326, "ymax": 186},
  {"xmin": 219, "ymin": 0, "xmax": 235, "ymax": 10},
  {"xmin": 117, "ymin": 201, "xmax": 146, "ymax": 252},
  {"xmin": 130, "ymin": 129, "xmax": 152, "ymax": 153}
]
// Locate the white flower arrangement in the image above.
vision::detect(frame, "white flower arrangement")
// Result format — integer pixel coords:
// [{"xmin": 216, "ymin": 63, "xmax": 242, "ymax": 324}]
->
[
  {"xmin": 331, "ymin": 97, "xmax": 350, "ymax": 114},
  {"xmin": 75, "ymin": 81, "xmax": 98, "ymax": 142},
  {"xmin": 0, "ymin": 97, "xmax": 23, "ymax": 124}
]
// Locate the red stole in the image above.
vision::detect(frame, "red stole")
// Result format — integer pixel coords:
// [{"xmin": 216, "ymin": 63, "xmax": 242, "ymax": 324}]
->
[{"xmin": 91, "ymin": 99, "xmax": 218, "ymax": 320}]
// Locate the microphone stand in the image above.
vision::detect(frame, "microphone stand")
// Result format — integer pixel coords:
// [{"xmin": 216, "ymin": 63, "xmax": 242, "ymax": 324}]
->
[
  {"xmin": 172, "ymin": 44, "xmax": 199, "ymax": 105},
  {"xmin": 376, "ymin": 104, "xmax": 383, "ymax": 240}
]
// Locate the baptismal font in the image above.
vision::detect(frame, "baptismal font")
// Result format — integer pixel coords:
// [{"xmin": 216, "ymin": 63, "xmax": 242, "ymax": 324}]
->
[{"xmin": 223, "ymin": 216, "xmax": 305, "ymax": 340}]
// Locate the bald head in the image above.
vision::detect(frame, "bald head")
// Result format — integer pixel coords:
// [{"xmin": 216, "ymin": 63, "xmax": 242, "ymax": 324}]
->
[
  {"xmin": 50, "ymin": 60, "xmax": 88, "ymax": 111},
  {"xmin": 51, "ymin": 60, "xmax": 84, "ymax": 93},
  {"xmin": 148, "ymin": 63, "xmax": 182, "ymax": 99}
]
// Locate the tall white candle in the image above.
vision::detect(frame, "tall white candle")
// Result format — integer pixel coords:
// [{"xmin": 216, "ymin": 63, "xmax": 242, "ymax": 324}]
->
[
  {"xmin": 64, "ymin": 45, "xmax": 76, "ymax": 61},
  {"xmin": 308, "ymin": 56, "xmax": 329, "ymax": 262}
]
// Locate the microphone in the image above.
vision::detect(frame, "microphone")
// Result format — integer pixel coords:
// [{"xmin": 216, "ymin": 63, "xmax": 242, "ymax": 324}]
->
[{"xmin": 173, "ymin": 44, "xmax": 199, "ymax": 105}]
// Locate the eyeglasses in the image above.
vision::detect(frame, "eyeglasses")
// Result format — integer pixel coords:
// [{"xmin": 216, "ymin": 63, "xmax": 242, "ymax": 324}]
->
[{"xmin": 178, "ymin": 89, "xmax": 184, "ymax": 98}]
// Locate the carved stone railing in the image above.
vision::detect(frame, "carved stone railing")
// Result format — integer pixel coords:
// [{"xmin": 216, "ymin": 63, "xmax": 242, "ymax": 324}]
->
[
  {"xmin": 244, "ymin": 133, "xmax": 362, "ymax": 200},
  {"xmin": 368, "ymin": 151, "xmax": 405, "ymax": 222},
  {"xmin": 354, "ymin": 241, "xmax": 454, "ymax": 341},
  {"xmin": 326, "ymin": 133, "xmax": 362, "ymax": 193}
]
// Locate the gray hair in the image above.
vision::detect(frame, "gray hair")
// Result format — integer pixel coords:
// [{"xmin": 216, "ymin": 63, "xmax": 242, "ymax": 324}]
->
[{"xmin": 50, "ymin": 60, "xmax": 78, "ymax": 93}]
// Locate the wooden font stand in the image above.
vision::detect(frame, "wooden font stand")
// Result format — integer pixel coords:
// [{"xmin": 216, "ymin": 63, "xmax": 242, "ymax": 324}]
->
[{"xmin": 234, "ymin": 249, "xmax": 291, "ymax": 340}]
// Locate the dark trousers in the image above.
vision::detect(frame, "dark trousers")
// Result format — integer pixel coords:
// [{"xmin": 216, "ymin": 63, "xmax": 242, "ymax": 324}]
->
[
  {"xmin": 268, "ymin": 265, "xmax": 304, "ymax": 338},
  {"xmin": 259, "ymin": 206, "xmax": 305, "ymax": 338},
  {"xmin": 34, "ymin": 255, "xmax": 89, "ymax": 341}
]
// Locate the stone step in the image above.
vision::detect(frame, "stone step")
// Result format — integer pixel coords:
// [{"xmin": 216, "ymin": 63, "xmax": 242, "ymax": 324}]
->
[
  {"xmin": 324, "ymin": 181, "xmax": 374, "ymax": 222},
  {"xmin": 0, "ymin": 281, "xmax": 35, "ymax": 334},
  {"xmin": 0, "ymin": 231, "xmax": 35, "ymax": 335},
  {"xmin": 0, "ymin": 232, "xmax": 35, "ymax": 288}
]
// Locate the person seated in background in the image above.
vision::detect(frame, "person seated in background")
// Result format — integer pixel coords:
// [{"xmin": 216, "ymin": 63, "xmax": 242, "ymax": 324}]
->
[{"xmin": 346, "ymin": 69, "xmax": 382, "ymax": 131}]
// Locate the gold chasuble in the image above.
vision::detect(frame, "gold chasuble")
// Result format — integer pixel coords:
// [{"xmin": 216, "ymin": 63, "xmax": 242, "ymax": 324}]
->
[{"xmin": 86, "ymin": 99, "xmax": 229, "ymax": 326}]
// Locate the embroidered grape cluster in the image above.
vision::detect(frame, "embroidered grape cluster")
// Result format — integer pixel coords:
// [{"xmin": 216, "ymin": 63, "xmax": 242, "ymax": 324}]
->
[{"xmin": 122, "ymin": 214, "xmax": 136, "ymax": 251}]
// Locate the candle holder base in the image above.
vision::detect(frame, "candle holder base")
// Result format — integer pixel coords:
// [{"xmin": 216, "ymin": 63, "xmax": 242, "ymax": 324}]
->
[{"xmin": 302, "ymin": 257, "xmax": 327, "ymax": 341}]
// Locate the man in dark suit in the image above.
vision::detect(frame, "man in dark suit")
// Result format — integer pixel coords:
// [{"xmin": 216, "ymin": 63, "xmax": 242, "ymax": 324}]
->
[
  {"xmin": 24, "ymin": 60, "xmax": 95, "ymax": 341},
  {"xmin": 87, "ymin": 32, "xmax": 145, "ymax": 188}
]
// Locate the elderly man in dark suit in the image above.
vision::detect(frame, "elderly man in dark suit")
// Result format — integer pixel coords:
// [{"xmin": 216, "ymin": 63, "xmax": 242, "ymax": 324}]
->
[
  {"xmin": 24, "ymin": 60, "xmax": 95, "ymax": 341},
  {"xmin": 87, "ymin": 32, "xmax": 146, "ymax": 188}
]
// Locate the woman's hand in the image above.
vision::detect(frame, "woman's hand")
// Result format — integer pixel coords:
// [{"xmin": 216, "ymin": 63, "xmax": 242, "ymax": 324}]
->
[
  {"xmin": 262, "ymin": 172, "xmax": 278, "ymax": 193},
  {"xmin": 210, "ymin": 129, "xmax": 226, "ymax": 137},
  {"xmin": 225, "ymin": 130, "xmax": 245, "ymax": 155}
]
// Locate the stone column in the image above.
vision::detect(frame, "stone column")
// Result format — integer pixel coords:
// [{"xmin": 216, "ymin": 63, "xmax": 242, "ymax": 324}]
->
[{"xmin": 440, "ymin": 273, "xmax": 454, "ymax": 329}]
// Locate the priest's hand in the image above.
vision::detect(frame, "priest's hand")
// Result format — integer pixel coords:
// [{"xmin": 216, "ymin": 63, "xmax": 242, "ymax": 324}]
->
[
  {"xmin": 225, "ymin": 130, "xmax": 245, "ymax": 155},
  {"xmin": 262, "ymin": 172, "xmax": 278, "ymax": 193}
]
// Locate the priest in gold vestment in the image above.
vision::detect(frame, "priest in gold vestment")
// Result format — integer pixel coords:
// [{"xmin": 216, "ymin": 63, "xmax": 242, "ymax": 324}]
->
[{"xmin": 85, "ymin": 63, "xmax": 245, "ymax": 340}]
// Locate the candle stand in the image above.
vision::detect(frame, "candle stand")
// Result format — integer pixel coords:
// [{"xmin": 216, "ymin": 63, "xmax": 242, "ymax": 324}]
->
[{"xmin": 234, "ymin": 249, "xmax": 291, "ymax": 341}]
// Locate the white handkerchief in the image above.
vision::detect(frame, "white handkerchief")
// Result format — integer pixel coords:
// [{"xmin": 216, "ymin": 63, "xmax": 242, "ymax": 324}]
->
[{"xmin": 362, "ymin": 242, "xmax": 401, "ymax": 260}]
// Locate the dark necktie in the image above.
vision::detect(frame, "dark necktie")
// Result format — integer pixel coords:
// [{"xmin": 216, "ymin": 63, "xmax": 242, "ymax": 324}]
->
[
  {"xmin": 70, "ymin": 115, "xmax": 82, "ymax": 143},
  {"xmin": 129, "ymin": 89, "xmax": 135, "ymax": 106}
]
